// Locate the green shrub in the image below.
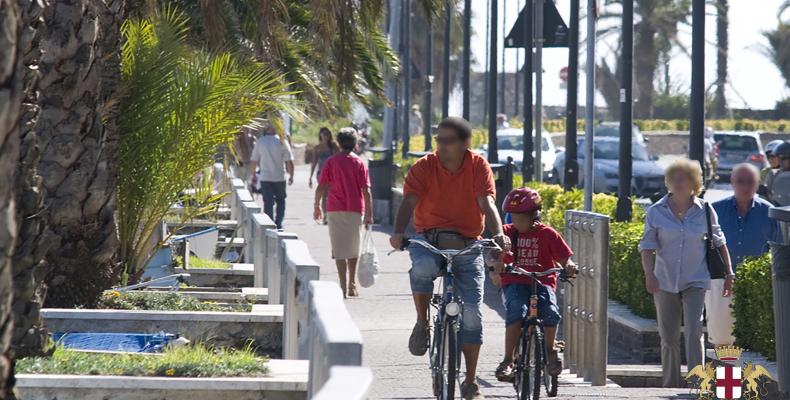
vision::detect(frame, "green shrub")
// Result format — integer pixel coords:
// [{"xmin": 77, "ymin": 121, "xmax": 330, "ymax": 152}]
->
[
  {"xmin": 188, "ymin": 257, "xmax": 231, "ymax": 269},
  {"xmin": 609, "ymin": 221, "xmax": 655, "ymax": 319},
  {"xmin": 16, "ymin": 344, "xmax": 268, "ymax": 377},
  {"xmin": 733, "ymin": 254, "xmax": 775, "ymax": 360},
  {"xmin": 97, "ymin": 291, "xmax": 251, "ymax": 312}
]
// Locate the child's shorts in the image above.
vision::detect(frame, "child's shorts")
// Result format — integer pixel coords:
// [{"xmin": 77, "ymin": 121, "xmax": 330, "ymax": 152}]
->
[{"xmin": 502, "ymin": 282, "xmax": 561, "ymax": 327}]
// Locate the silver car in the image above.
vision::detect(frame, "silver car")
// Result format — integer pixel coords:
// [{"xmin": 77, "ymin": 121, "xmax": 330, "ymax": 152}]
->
[
  {"xmin": 713, "ymin": 131, "xmax": 769, "ymax": 180},
  {"xmin": 481, "ymin": 128, "xmax": 557, "ymax": 179},
  {"xmin": 553, "ymin": 137, "xmax": 666, "ymax": 197}
]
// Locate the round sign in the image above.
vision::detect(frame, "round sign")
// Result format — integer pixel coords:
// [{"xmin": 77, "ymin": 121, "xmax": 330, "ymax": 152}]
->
[{"xmin": 560, "ymin": 66, "xmax": 569, "ymax": 82}]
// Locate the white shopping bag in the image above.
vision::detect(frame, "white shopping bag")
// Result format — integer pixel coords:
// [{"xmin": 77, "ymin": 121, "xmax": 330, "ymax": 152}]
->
[{"xmin": 358, "ymin": 227, "xmax": 380, "ymax": 288}]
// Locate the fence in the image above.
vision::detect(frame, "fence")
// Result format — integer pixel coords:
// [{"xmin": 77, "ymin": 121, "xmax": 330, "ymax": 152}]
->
[
  {"xmin": 225, "ymin": 166, "xmax": 371, "ymax": 398},
  {"xmin": 562, "ymin": 210, "xmax": 610, "ymax": 386}
]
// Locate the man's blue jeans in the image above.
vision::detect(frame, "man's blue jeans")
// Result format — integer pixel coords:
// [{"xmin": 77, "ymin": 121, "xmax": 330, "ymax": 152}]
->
[
  {"xmin": 408, "ymin": 236, "xmax": 485, "ymax": 345},
  {"xmin": 260, "ymin": 181, "xmax": 286, "ymax": 229}
]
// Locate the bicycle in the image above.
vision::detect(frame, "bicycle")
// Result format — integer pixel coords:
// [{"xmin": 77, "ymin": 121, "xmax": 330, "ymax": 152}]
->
[
  {"xmin": 397, "ymin": 237, "xmax": 501, "ymax": 400},
  {"xmin": 500, "ymin": 264, "xmax": 575, "ymax": 400}
]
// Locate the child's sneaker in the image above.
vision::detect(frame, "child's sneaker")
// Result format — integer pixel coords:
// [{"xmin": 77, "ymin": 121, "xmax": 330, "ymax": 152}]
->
[{"xmin": 495, "ymin": 360, "xmax": 515, "ymax": 382}]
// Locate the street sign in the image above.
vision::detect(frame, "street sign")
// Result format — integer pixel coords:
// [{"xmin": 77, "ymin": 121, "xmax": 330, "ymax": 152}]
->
[
  {"xmin": 505, "ymin": 1, "xmax": 569, "ymax": 48},
  {"xmin": 560, "ymin": 66, "xmax": 569, "ymax": 82}
]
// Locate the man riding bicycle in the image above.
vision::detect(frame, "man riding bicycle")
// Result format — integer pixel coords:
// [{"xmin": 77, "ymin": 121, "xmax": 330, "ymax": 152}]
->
[
  {"xmin": 492, "ymin": 188, "xmax": 575, "ymax": 382},
  {"xmin": 389, "ymin": 116, "xmax": 510, "ymax": 400}
]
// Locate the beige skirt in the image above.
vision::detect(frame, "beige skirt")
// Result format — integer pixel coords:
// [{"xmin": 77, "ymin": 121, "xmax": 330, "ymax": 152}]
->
[{"xmin": 327, "ymin": 211, "xmax": 362, "ymax": 259}]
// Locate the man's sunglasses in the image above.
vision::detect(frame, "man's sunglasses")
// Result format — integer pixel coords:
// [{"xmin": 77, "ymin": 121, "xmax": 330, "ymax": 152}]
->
[
  {"xmin": 733, "ymin": 178, "xmax": 756, "ymax": 185},
  {"xmin": 434, "ymin": 136, "xmax": 461, "ymax": 145}
]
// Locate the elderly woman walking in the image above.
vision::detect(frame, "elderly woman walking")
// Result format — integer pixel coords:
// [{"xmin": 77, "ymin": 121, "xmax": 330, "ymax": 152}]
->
[
  {"xmin": 314, "ymin": 128, "xmax": 373, "ymax": 298},
  {"xmin": 639, "ymin": 158, "xmax": 734, "ymax": 388}
]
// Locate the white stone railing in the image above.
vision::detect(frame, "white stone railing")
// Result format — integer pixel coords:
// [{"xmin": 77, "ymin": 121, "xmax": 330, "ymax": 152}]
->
[
  {"xmin": 281, "ymin": 239, "xmax": 320, "ymax": 359},
  {"xmin": 311, "ymin": 366, "xmax": 373, "ymax": 400},
  {"xmin": 306, "ymin": 281, "xmax": 363, "ymax": 397}
]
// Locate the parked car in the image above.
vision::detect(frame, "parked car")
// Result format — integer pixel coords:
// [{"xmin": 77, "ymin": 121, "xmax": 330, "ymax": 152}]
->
[
  {"xmin": 595, "ymin": 122, "xmax": 647, "ymax": 145},
  {"xmin": 553, "ymin": 137, "xmax": 666, "ymax": 198},
  {"xmin": 713, "ymin": 131, "xmax": 769, "ymax": 180},
  {"xmin": 480, "ymin": 128, "xmax": 557, "ymax": 179}
]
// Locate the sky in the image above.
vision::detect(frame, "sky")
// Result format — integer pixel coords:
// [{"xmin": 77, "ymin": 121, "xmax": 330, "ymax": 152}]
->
[{"xmin": 464, "ymin": 0, "xmax": 788, "ymax": 110}]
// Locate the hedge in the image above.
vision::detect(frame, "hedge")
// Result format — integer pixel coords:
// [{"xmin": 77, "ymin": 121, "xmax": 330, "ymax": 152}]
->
[
  {"xmin": 539, "ymin": 119, "xmax": 790, "ymax": 133},
  {"xmin": 733, "ymin": 254, "xmax": 775, "ymax": 360}
]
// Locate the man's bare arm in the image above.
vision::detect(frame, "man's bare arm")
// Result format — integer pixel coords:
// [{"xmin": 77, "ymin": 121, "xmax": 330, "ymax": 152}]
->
[
  {"xmin": 477, "ymin": 194, "xmax": 509, "ymax": 251},
  {"xmin": 394, "ymin": 194, "xmax": 418, "ymax": 234}
]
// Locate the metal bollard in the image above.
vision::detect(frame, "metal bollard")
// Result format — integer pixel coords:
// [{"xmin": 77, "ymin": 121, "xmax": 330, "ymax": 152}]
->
[
  {"xmin": 769, "ymin": 206, "xmax": 790, "ymax": 394},
  {"xmin": 563, "ymin": 211, "xmax": 609, "ymax": 386}
]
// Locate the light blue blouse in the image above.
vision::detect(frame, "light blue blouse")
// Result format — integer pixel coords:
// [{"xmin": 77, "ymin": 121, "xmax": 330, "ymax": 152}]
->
[{"xmin": 638, "ymin": 195, "xmax": 726, "ymax": 293}]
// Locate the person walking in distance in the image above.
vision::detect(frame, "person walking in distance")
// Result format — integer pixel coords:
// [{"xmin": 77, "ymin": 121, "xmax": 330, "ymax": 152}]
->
[
  {"xmin": 313, "ymin": 128, "xmax": 373, "ymax": 298},
  {"xmin": 389, "ymin": 117, "xmax": 510, "ymax": 400},
  {"xmin": 709, "ymin": 164, "xmax": 781, "ymax": 346},
  {"xmin": 639, "ymin": 159, "xmax": 734, "ymax": 388},
  {"xmin": 309, "ymin": 127, "xmax": 340, "ymax": 224},
  {"xmin": 248, "ymin": 122, "xmax": 294, "ymax": 229}
]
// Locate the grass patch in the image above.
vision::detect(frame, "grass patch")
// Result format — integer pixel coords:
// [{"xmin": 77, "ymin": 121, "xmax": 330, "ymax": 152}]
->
[
  {"xmin": 188, "ymin": 257, "xmax": 231, "ymax": 269},
  {"xmin": 16, "ymin": 344, "xmax": 268, "ymax": 377},
  {"xmin": 98, "ymin": 291, "xmax": 252, "ymax": 312}
]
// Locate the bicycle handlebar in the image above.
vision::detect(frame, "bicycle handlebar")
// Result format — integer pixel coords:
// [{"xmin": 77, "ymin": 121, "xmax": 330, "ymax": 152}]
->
[{"xmin": 399, "ymin": 237, "xmax": 501, "ymax": 260}]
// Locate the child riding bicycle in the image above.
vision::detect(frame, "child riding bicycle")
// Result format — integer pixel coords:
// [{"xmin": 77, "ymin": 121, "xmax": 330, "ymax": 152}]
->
[{"xmin": 492, "ymin": 187, "xmax": 576, "ymax": 382}]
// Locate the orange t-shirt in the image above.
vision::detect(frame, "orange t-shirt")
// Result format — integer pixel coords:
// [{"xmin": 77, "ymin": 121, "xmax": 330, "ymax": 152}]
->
[{"xmin": 403, "ymin": 150, "xmax": 496, "ymax": 238}]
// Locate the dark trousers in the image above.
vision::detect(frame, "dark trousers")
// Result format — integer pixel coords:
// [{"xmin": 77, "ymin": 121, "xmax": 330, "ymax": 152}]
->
[{"xmin": 260, "ymin": 181, "xmax": 287, "ymax": 228}]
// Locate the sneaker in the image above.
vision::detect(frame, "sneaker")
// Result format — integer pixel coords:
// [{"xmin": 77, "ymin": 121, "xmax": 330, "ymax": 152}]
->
[
  {"xmin": 548, "ymin": 350, "xmax": 563, "ymax": 376},
  {"xmin": 460, "ymin": 380, "xmax": 485, "ymax": 400},
  {"xmin": 408, "ymin": 321, "xmax": 430, "ymax": 356},
  {"xmin": 495, "ymin": 360, "xmax": 515, "ymax": 382}
]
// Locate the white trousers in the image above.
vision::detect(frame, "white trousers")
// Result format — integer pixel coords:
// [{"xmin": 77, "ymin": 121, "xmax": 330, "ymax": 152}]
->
[{"xmin": 705, "ymin": 279, "xmax": 736, "ymax": 346}]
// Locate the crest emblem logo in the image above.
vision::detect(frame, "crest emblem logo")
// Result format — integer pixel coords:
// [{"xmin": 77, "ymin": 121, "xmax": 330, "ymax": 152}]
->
[{"xmin": 686, "ymin": 346, "xmax": 773, "ymax": 400}]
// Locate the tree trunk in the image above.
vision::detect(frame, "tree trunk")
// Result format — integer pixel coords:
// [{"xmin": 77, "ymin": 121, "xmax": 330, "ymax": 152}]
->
[
  {"xmin": 38, "ymin": 0, "xmax": 125, "ymax": 308},
  {"xmin": 0, "ymin": 0, "xmax": 23, "ymax": 397},
  {"xmin": 12, "ymin": 0, "xmax": 50, "ymax": 359},
  {"xmin": 713, "ymin": 0, "xmax": 729, "ymax": 118},
  {"xmin": 634, "ymin": 22, "xmax": 658, "ymax": 119},
  {"xmin": 596, "ymin": 60, "xmax": 622, "ymax": 120}
]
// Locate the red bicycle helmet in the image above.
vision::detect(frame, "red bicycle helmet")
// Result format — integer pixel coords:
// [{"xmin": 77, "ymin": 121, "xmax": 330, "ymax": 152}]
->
[{"xmin": 502, "ymin": 187, "xmax": 542, "ymax": 213}]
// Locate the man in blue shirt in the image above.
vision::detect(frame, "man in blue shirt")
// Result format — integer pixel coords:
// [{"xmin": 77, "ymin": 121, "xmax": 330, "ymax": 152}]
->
[{"xmin": 708, "ymin": 163, "xmax": 780, "ymax": 346}]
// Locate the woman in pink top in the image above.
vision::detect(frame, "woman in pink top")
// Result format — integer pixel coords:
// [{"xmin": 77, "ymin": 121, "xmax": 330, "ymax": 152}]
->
[{"xmin": 314, "ymin": 128, "xmax": 373, "ymax": 297}]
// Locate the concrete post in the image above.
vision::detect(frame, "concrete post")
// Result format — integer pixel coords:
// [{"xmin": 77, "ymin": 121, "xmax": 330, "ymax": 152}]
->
[
  {"xmin": 265, "ymin": 230, "xmax": 298, "ymax": 305},
  {"xmin": 282, "ymin": 240, "xmax": 320, "ymax": 360},
  {"xmin": 240, "ymin": 201, "xmax": 261, "ymax": 264},
  {"xmin": 251, "ymin": 213, "xmax": 277, "ymax": 288},
  {"xmin": 307, "ymin": 281, "xmax": 363, "ymax": 397},
  {"xmin": 311, "ymin": 367, "xmax": 374, "ymax": 400},
  {"xmin": 770, "ymin": 206, "xmax": 790, "ymax": 393}
]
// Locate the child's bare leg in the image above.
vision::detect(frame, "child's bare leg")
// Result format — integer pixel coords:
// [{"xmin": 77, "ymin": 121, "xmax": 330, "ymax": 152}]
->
[
  {"xmin": 544, "ymin": 326, "xmax": 557, "ymax": 352},
  {"xmin": 504, "ymin": 322, "xmax": 521, "ymax": 362}
]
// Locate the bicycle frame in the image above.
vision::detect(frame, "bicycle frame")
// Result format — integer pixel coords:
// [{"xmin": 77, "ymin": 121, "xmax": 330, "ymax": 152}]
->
[{"xmin": 404, "ymin": 237, "xmax": 499, "ymax": 399}]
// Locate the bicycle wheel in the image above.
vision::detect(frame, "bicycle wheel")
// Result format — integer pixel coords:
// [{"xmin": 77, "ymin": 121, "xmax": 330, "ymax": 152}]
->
[
  {"xmin": 516, "ymin": 326, "xmax": 542, "ymax": 400},
  {"xmin": 440, "ymin": 317, "xmax": 458, "ymax": 400}
]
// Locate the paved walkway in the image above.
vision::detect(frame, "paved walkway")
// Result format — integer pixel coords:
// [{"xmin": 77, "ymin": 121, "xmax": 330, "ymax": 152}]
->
[{"xmin": 269, "ymin": 165, "xmax": 693, "ymax": 399}]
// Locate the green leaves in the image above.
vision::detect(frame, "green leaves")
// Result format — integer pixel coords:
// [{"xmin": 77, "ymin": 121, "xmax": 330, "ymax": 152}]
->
[
  {"xmin": 733, "ymin": 254, "xmax": 775, "ymax": 360},
  {"xmin": 117, "ymin": 9, "xmax": 296, "ymax": 279}
]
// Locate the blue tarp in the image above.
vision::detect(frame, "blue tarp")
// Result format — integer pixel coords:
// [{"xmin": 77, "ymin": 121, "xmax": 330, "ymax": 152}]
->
[{"xmin": 51, "ymin": 332, "xmax": 177, "ymax": 353}]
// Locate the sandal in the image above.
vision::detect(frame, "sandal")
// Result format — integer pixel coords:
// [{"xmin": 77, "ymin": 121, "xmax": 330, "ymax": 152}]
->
[
  {"xmin": 495, "ymin": 360, "xmax": 515, "ymax": 382},
  {"xmin": 548, "ymin": 350, "xmax": 562, "ymax": 376}
]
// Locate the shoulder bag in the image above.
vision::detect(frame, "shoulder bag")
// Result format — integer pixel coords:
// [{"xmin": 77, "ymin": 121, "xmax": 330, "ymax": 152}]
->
[{"xmin": 703, "ymin": 201, "xmax": 728, "ymax": 279}]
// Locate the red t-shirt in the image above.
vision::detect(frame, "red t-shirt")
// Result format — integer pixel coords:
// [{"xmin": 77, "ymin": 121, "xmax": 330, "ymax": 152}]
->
[
  {"xmin": 500, "ymin": 223, "xmax": 573, "ymax": 289},
  {"xmin": 318, "ymin": 152, "xmax": 370, "ymax": 213}
]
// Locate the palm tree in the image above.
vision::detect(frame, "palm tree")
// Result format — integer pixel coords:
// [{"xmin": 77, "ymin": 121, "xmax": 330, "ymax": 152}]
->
[
  {"xmin": 38, "ymin": 0, "xmax": 126, "ymax": 308},
  {"xmin": 1, "ymin": 0, "xmax": 23, "ymax": 397},
  {"xmin": 763, "ymin": 9, "xmax": 790, "ymax": 89},
  {"xmin": 116, "ymin": 8, "xmax": 298, "ymax": 279},
  {"xmin": 597, "ymin": 0, "xmax": 691, "ymax": 118},
  {"xmin": 11, "ymin": 0, "xmax": 49, "ymax": 359},
  {"xmin": 711, "ymin": 0, "xmax": 728, "ymax": 118},
  {"xmin": 128, "ymin": 0, "xmax": 426, "ymax": 115}
]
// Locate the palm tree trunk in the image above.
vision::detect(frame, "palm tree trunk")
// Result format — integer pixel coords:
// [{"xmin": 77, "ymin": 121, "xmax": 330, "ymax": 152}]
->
[
  {"xmin": 634, "ymin": 22, "xmax": 658, "ymax": 119},
  {"xmin": 38, "ymin": 0, "xmax": 125, "ymax": 308},
  {"xmin": 713, "ymin": 0, "xmax": 729, "ymax": 118},
  {"xmin": 0, "ymin": 0, "xmax": 23, "ymax": 397},
  {"xmin": 11, "ymin": 0, "xmax": 50, "ymax": 359}
]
